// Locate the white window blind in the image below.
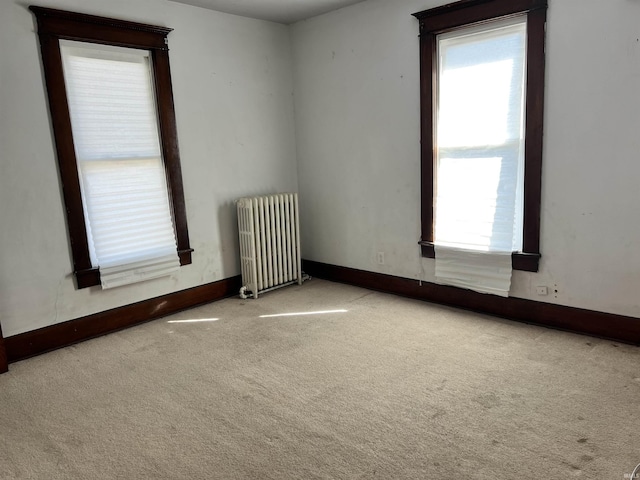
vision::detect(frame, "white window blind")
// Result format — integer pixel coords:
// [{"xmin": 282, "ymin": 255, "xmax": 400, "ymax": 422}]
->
[
  {"xmin": 433, "ymin": 18, "xmax": 527, "ymax": 296},
  {"xmin": 61, "ymin": 41, "xmax": 180, "ymax": 289},
  {"xmin": 435, "ymin": 18, "xmax": 527, "ymax": 253}
]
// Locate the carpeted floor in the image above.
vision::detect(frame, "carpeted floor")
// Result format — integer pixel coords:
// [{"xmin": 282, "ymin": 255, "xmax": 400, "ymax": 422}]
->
[{"xmin": 0, "ymin": 278, "xmax": 638, "ymax": 479}]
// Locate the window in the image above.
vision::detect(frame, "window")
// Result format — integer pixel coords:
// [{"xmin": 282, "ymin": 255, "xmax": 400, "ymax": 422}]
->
[
  {"xmin": 30, "ymin": 7, "xmax": 193, "ymax": 289},
  {"xmin": 413, "ymin": 0, "xmax": 547, "ymax": 272}
]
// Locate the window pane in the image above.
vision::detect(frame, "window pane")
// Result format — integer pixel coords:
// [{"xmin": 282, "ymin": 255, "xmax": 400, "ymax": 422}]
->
[
  {"xmin": 435, "ymin": 19, "xmax": 526, "ymax": 252},
  {"xmin": 80, "ymin": 158, "xmax": 178, "ymax": 268},
  {"xmin": 62, "ymin": 44, "xmax": 161, "ymax": 161}
]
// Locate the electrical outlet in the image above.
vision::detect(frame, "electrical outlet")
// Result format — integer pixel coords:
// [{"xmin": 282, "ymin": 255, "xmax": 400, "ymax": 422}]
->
[
  {"xmin": 377, "ymin": 252, "xmax": 384, "ymax": 265},
  {"xmin": 536, "ymin": 286, "xmax": 548, "ymax": 296}
]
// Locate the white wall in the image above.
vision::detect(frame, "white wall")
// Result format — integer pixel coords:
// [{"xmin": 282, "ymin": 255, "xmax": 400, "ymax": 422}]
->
[
  {"xmin": 2, "ymin": 0, "xmax": 639, "ymax": 340},
  {"xmin": 0, "ymin": 0, "xmax": 298, "ymax": 336},
  {"xmin": 292, "ymin": 0, "xmax": 640, "ymax": 318}
]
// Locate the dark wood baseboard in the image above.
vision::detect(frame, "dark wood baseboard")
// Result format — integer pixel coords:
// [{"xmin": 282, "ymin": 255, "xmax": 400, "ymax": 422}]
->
[
  {"xmin": 303, "ymin": 260, "xmax": 640, "ymax": 345},
  {"xmin": 5, "ymin": 275, "xmax": 242, "ymax": 365},
  {"xmin": 0, "ymin": 324, "xmax": 7, "ymax": 374}
]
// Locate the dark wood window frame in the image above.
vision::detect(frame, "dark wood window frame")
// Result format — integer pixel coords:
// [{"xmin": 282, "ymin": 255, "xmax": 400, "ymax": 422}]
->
[
  {"xmin": 30, "ymin": 6, "xmax": 193, "ymax": 289},
  {"xmin": 413, "ymin": 0, "xmax": 547, "ymax": 272}
]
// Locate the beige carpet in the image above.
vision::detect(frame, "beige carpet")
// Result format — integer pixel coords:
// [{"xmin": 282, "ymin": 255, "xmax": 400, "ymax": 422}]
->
[{"xmin": 0, "ymin": 279, "xmax": 638, "ymax": 479}]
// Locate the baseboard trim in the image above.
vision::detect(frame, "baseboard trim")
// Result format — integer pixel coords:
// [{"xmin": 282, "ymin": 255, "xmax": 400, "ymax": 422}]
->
[
  {"xmin": 5, "ymin": 275, "xmax": 242, "ymax": 364},
  {"xmin": 0, "ymin": 325, "xmax": 7, "ymax": 373},
  {"xmin": 303, "ymin": 260, "xmax": 640, "ymax": 345}
]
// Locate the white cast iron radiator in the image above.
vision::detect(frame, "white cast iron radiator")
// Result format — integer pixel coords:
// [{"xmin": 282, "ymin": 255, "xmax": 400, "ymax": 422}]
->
[{"xmin": 236, "ymin": 193, "xmax": 306, "ymax": 299}]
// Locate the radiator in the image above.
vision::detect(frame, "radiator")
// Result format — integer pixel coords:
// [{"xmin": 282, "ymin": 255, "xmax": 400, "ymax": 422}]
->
[{"xmin": 236, "ymin": 193, "xmax": 305, "ymax": 299}]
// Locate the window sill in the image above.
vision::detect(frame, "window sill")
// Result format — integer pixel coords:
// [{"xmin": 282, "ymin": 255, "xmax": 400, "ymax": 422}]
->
[
  {"xmin": 418, "ymin": 241, "xmax": 540, "ymax": 272},
  {"xmin": 74, "ymin": 249, "xmax": 194, "ymax": 289}
]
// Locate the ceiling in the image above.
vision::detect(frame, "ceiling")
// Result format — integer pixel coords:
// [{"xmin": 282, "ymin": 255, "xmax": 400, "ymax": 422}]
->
[{"xmin": 168, "ymin": 0, "xmax": 366, "ymax": 24}]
